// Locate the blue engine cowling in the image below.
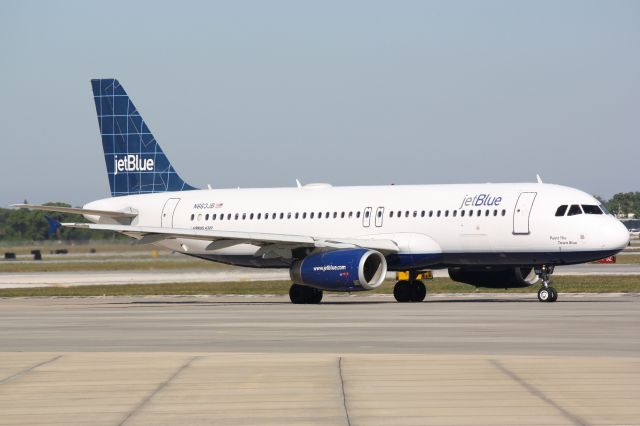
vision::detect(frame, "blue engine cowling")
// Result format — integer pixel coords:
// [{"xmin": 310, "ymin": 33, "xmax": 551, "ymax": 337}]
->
[{"xmin": 290, "ymin": 248, "xmax": 387, "ymax": 291}]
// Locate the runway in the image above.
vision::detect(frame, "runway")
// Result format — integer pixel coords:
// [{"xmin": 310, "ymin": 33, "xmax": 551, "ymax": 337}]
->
[
  {"xmin": 1, "ymin": 263, "xmax": 640, "ymax": 289},
  {"xmin": 0, "ymin": 294, "xmax": 639, "ymax": 425}
]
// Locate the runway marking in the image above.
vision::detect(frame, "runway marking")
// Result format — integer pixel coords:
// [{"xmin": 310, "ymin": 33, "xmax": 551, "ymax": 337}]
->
[
  {"xmin": 489, "ymin": 359, "xmax": 588, "ymax": 426},
  {"xmin": 338, "ymin": 357, "xmax": 352, "ymax": 426},
  {"xmin": 0, "ymin": 355, "xmax": 62, "ymax": 385},
  {"xmin": 117, "ymin": 355, "xmax": 201, "ymax": 426}
]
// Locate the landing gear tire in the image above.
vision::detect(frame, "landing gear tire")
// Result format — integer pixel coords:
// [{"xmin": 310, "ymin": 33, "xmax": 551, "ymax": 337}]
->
[
  {"xmin": 537, "ymin": 287, "xmax": 550, "ymax": 302},
  {"xmin": 409, "ymin": 280, "xmax": 427, "ymax": 302},
  {"xmin": 394, "ymin": 280, "xmax": 426, "ymax": 303},
  {"xmin": 393, "ymin": 280, "xmax": 411, "ymax": 303},
  {"xmin": 289, "ymin": 284, "xmax": 323, "ymax": 304},
  {"xmin": 536, "ymin": 265, "xmax": 558, "ymax": 303}
]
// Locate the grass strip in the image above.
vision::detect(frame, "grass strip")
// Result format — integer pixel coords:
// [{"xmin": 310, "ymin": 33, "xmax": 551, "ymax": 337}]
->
[{"xmin": 2, "ymin": 276, "xmax": 640, "ymax": 297}]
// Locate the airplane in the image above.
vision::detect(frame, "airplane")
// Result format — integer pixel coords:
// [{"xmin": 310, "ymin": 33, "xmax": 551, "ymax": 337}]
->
[{"xmin": 13, "ymin": 79, "xmax": 630, "ymax": 304}]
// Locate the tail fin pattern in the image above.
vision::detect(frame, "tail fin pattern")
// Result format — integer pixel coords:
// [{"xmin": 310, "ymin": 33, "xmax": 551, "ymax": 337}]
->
[{"xmin": 91, "ymin": 79, "xmax": 195, "ymax": 197}]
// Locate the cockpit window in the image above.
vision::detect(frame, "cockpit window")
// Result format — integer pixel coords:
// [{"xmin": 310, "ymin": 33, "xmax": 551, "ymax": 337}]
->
[
  {"xmin": 555, "ymin": 205, "xmax": 568, "ymax": 216},
  {"xmin": 582, "ymin": 205, "xmax": 603, "ymax": 215},
  {"xmin": 567, "ymin": 204, "xmax": 583, "ymax": 216},
  {"xmin": 599, "ymin": 204, "xmax": 610, "ymax": 214}
]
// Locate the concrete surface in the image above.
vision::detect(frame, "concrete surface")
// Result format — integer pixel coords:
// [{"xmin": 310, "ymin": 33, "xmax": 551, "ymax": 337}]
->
[
  {"xmin": 1, "ymin": 294, "xmax": 639, "ymax": 425},
  {"xmin": 2, "ymin": 263, "xmax": 640, "ymax": 289}
]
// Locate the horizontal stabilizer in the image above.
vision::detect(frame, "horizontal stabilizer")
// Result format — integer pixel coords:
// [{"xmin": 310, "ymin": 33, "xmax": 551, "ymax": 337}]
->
[{"xmin": 11, "ymin": 204, "xmax": 137, "ymax": 218}]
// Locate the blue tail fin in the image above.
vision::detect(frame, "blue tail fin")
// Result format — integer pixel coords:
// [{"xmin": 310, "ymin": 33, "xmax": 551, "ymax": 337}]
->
[{"xmin": 91, "ymin": 79, "xmax": 196, "ymax": 197}]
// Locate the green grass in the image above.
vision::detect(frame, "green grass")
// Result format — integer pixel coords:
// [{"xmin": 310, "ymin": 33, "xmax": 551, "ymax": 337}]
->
[
  {"xmin": 2, "ymin": 276, "xmax": 640, "ymax": 297},
  {"xmin": 0, "ymin": 259, "xmax": 224, "ymax": 273}
]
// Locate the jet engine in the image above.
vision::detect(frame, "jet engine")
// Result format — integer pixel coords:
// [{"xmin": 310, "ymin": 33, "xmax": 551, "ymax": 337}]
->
[
  {"xmin": 448, "ymin": 267, "xmax": 539, "ymax": 289},
  {"xmin": 290, "ymin": 248, "xmax": 387, "ymax": 291}
]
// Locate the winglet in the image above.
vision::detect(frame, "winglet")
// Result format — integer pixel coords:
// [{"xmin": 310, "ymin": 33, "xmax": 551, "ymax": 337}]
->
[{"xmin": 536, "ymin": 174, "xmax": 543, "ymax": 184}]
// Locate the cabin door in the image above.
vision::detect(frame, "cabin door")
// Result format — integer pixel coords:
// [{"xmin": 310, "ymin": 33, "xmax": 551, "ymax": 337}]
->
[
  {"xmin": 375, "ymin": 207, "xmax": 385, "ymax": 227},
  {"xmin": 513, "ymin": 192, "xmax": 537, "ymax": 234},
  {"xmin": 161, "ymin": 198, "xmax": 181, "ymax": 227}
]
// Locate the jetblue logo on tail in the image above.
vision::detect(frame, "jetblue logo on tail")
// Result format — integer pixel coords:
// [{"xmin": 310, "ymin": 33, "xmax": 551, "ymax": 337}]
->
[{"xmin": 113, "ymin": 155, "xmax": 154, "ymax": 176}]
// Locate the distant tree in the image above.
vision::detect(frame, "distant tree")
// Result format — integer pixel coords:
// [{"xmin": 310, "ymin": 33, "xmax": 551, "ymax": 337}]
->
[{"xmin": 606, "ymin": 192, "xmax": 640, "ymax": 217}]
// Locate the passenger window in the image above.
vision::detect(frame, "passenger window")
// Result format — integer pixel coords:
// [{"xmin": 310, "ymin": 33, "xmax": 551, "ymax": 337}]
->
[
  {"xmin": 555, "ymin": 205, "xmax": 568, "ymax": 216},
  {"xmin": 295, "ymin": 212, "xmax": 299, "ymax": 219},
  {"xmin": 250, "ymin": 213, "xmax": 254, "ymax": 220},
  {"xmin": 461, "ymin": 210, "xmax": 465, "ymax": 217},
  {"xmin": 377, "ymin": 210, "xmax": 382, "ymax": 217},
  {"xmin": 445, "ymin": 210, "xmax": 449, "ymax": 217},
  {"xmin": 272, "ymin": 213, "xmax": 276, "ymax": 219},
  {"xmin": 334, "ymin": 212, "xmax": 338, "ymax": 218},
  {"xmin": 213, "ymin": 214, "xmax": 217, "ymax": 220},
  {"xmin": 287, "ymin": 213, "xmax": 292, "ymax": 219},
  {"xmin": 567, "ymin": 205, "xmax": 582, "ymax": 216},
  {"xmin": 390, "ymin": 211, "xmax": 394, "ymax": 218},
  {"xmin": 349, "ymin": 212, "xmax": 353, "ymax": 218},
  {"xmin": 429, "ymin": 211, "xmax": 433, "ymax": 217},
  {"xmin": 477, "ymin": 210, "xmax": 481, "ymax": 216},
  {"xmin": 341, "ymin": 212, "xmax": 345, "ymax": 218},
  {"xmin": 469, "ymin": 210, "xmax": 473, "ymax": 217},
  {"xmin": 243, "ymin": 213, "xmax": 247, "ymax": 220},
  {"xmin": 220, "ymin": 214, "xmax": 224, "ymax": 221},
  {"xmin": 302, "ymin": 212, "xmax": 306, "ymax": 219},
  {"xmin": 310, "ymin": 212, "xmax": 314, "ymax": 219},
  {"xmin": 485, "ymin": 210, "xmax": 489, "ymax": 216},
  {"xmin": 501, "ymin": 209, "xmax": 506, "ymax": 216},
  {"xmin": 356, "ymin": 211, "xmax": 361, "ymax": 218},
  {"xmin": 365, "ymin": 210, "xmax": 370, "ymax": 218},
  {"xmin": 421, "ymin": 210, "xmax": 425, "ymax": 217},
  {"xmin": 326, "ymin": 212, "xmax": 330, "ymax": 219},
  {"xmin": 582, "ymin": 205, "xmax": 603, "ymax": 215},
  {"xmin": 437, "ymin": 210, "xmax": 441, "ymax": 217},
  {"xmin": 257, "ymin": 213, "xmax": 260, "ymax": 220},
  {"xmin": 453, "ymin": 210, "xmax": 457, "ymax": 217},
  {"xmin": 279, "ymin": 213, "xmax": 284, "ymax": 219},
  {"xmin": 405, "ymin": 211, "xmax": 409, "ymax": 218},
  {"xmin": 413, "ymin": 211, "xmax": 417, "ymax": 217},
  {"xmin": 190, "ymin": 214, "xmax": 194, "ymax": 221},
  {"xmin": 205, "ymin": 214, "xmax": 209, "ymax": 220}
]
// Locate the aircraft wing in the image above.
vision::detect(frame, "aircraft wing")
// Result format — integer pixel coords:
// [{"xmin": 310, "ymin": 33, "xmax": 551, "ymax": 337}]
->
[
  {"xmin": 11, "ymin": 204, "xmax": 137, "ymax": 218},
  {"xmin": 61, "ymin": 222, "xmax": 400, "ymax": 253}
]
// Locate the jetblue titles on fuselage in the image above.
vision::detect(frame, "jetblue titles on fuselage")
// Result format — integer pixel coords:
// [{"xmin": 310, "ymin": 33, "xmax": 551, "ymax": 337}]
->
[{"xmin": 459, "ymin": 193, "xmax": 503, "ymax": 209}]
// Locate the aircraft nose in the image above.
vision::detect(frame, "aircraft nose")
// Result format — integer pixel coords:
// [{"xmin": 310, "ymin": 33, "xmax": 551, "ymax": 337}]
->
[{"xmin": 608, "ymin": 220, "xmax": 630, "ymax": 251}]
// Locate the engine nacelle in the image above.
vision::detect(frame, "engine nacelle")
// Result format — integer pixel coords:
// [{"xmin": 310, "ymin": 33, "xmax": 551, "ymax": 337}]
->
[
  {"xmin": 290, "ymin": 248, "xmax": 387, "ymax": 291},
  {"xmin": 448, "ymin": 267, "xmax": 539, "ymax": 289}
]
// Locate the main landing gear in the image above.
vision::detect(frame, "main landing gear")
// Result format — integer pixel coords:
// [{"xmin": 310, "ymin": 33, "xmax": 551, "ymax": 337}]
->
[
  {"xmin": 289, "ymin": 284, "xmax": 323, "ymax": 304},
  {"xmin": 393, "ymin": 276, "xmax": 427, "ymax": 303},
  {"xmin": 536, "ymin": 265, "xmax": 558, "ymax": 303}
]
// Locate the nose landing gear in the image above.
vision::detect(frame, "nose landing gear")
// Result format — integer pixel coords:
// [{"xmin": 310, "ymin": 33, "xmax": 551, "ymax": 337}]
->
[{"xmin": 536, "ymin": 265, "xmax": 558, "ymax": 303}]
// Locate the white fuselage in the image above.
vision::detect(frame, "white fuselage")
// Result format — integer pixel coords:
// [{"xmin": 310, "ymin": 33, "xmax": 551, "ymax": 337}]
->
[{"xmin": 84, "ymin": 182, "xmax": 629, "ymax": 270}]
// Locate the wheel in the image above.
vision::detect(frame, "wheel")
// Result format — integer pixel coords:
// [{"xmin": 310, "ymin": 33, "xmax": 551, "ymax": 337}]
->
[
  {"xmin": 289, "ymin": 284, "xmax": 309, "ymax": 304},
  {"xmin": 537, "ymin": 287, "xmax": 550, "ymax": 302},
  {"xmin": 309, "ymin": 288, "xmax": 323, "ymax": 304},
  {"xmin": 409, "ymin": 280, "xmax": 427, "ymax": 302},
  {"xmin": 393, "ymin": 280, "xmax": 411, "ymax": 303},
  {"xmin": 548, "ymin": 286, "xmax": 558, "ymax": 302}
]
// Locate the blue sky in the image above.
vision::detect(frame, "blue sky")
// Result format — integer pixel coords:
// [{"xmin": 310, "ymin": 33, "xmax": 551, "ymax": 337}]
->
[{"xmin": 1, "ymin": 0, "xmax": 638, "ymax": 206}]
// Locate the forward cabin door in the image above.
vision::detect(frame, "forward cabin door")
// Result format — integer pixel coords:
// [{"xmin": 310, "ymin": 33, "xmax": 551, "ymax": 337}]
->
[
  {"xmin": 513, "ymin": 192, "xmax": 537, "ymax": 234},
  {"xmin": 161, "ymin": 198, "xmax": 181, "ymax": 227},
  {"xmin": 363, "ymin": 207, "xmax": 372, "ymax": 227}
]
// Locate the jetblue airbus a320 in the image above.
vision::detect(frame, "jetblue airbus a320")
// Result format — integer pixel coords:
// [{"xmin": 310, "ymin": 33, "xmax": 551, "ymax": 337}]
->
[{"xmin": 14, "ymin": 79, "xmax": 630, "ymax": 304}]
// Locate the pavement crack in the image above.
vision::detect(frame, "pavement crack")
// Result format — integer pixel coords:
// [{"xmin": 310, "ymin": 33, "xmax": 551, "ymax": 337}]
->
[
  {"xmin": 489, "ymin": 359, "xmax": 589, "ymax": 426},
  {"xmin": 118, "ymin": 355, "xmax": 201, "ymax": 426},
  {"xmin": 0, "ymin": 355, "xmax": 63, "ymax": 385},
  {"xmin": 337, "ymin": 356, "xmax": 352, "ymax": 426}
]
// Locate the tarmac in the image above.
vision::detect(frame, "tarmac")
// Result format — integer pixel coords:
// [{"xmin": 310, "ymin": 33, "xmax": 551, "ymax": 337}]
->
[{"xmin": 0, "ymin": 293, "xmax": 639, "ymax": 425}]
